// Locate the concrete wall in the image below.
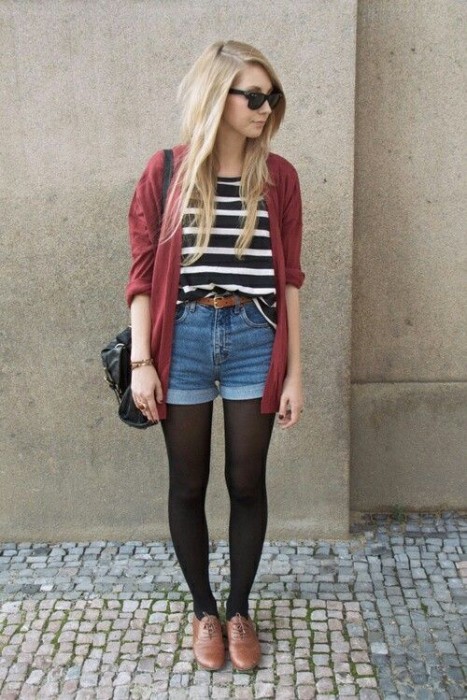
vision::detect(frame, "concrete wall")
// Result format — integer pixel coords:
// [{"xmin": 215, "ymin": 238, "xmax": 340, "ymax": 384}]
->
[
  {"xmin": 351, "ymin": 0, "xmax": 467, "ymax": 510},
  {"xmin": 0, "ymin": 1, "xmax": 357, "ymax": 541}
]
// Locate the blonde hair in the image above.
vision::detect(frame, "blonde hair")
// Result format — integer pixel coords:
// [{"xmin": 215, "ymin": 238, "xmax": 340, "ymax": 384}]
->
[{"xmin": 163, "ymin": 40, "xmax": 286, "ymax": 263}]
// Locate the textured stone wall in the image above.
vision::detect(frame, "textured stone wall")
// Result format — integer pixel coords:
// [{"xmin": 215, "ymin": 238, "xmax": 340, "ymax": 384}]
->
[{"xmin": 351, "ymin": 0, "xmax": 466, "ymax": 511}]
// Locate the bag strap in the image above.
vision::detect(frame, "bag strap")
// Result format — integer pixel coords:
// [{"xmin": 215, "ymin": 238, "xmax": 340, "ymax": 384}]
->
[{"xmin": 161, "ymin": 148, "xmax": 174, "ymax": 215}]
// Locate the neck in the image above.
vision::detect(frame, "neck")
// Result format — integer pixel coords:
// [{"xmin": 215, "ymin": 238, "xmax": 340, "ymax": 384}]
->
[{"xmin": 215, "ymin": 125, "xmax": 247, "ymax": 176}]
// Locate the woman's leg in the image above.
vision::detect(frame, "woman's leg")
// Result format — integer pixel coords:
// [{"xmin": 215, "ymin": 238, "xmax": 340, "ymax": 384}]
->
[
  {"xmin": 161, "ymin": 401, "xmax": 218, "ymax": 620},
  {"xmin": 222, "ymin": 397, "xmax": 275, "ymax": 620}
]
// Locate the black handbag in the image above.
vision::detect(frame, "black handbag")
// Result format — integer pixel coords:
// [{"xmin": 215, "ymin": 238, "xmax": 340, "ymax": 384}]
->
[{"xmin": 101, "ymin": 149, "xmax": 174, "ymax": 428}]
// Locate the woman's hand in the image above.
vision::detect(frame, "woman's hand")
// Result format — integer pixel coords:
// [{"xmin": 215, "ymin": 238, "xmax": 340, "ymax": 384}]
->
[
  {"xmin": 131, "ymin": 364, "xmax": 163, "ymax": 424},
  {"xmin": 277, "ymin": 373, "xmax": 304, "ymax": 429}
]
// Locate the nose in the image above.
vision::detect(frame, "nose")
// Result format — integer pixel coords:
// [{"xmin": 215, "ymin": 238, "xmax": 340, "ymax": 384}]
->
[{"xmin": 258, "ymin": 100, "xmax": 272, "ymax": 116}]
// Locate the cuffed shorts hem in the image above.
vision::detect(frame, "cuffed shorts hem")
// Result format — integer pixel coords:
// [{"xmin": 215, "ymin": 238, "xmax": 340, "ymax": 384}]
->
[
  {"xmin": 219, "ymin": 383, "xmax": 265, "ymax": 400},
  {"xmin": 166, "ymin": 387, "xmax": 219, "ymax": 405},
  {"xmin": 166, "ymin": 382, "xmax": 266, "ymax": 405}
]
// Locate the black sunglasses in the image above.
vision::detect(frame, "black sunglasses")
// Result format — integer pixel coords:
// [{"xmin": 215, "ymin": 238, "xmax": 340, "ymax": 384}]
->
[{"xmin": 228, "ymin": 88, "xmax": 283, "ymax": 110}]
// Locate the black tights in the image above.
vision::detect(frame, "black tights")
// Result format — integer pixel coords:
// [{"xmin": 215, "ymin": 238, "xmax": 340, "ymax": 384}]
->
[{"xmin": 161, "ymin": 398, "xmax": 275, "ymax": 621}]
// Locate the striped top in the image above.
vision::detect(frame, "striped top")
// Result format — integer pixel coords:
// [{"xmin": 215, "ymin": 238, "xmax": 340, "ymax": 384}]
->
[{"xmin": 177, "ymin": 176, "xmax": 277, "ymax": 328}]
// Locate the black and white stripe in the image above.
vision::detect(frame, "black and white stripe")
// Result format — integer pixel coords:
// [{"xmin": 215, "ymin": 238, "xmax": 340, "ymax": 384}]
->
[{"xmin": 177, "ymin": 177, "xmax": 277, "ymax": 328}]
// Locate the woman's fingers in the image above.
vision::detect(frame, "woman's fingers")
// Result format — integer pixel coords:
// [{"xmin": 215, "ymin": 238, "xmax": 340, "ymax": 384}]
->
[
  {"xmin": 135, "ymin": 384, "xmax": 162, "ymax": 423},
  {"xmin": 143, "ymin": 396, "xmax": 159, "ymax": 424},
  {"xmin": 131, "ymin": 365, "xmax": 162, "ymax": 424},
  {"xmin": 277, "ymin": 398, "xmax": 293, "ymax": 428},
  {"xmin": 134, "ymin": 394, "xmax": 159, "ymax": 424},
  {"xmin": 277, "ymin": 397, "xmax": 303, "ymax": 429}
]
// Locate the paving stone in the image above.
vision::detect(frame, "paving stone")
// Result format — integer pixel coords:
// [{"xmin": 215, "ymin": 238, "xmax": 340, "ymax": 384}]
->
[{"xmin": 0, "ymin": 511, "xmax": 466, "ymax": 698}]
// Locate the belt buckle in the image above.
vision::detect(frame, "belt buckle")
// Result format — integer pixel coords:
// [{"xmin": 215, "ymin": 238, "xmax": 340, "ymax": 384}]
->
[{"xmin": 213, "ymin": 295, "xmax": 224, "ymax": 308}]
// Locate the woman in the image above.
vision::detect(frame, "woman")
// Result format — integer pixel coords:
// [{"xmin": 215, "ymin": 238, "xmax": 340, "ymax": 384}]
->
[{"xmin": 125, "ymin": 40, "xmax": 304, "ymax": 671}]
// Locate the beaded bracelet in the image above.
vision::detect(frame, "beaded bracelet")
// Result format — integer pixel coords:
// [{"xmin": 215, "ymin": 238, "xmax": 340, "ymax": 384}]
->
[{"xmin": 130, "ymin": 358, "xmax": 154, "ymax": 369}]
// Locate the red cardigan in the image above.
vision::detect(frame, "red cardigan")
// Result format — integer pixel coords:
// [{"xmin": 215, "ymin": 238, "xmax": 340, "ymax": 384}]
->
[{"xmin": 125, "ymin": 143, "xmax": 305, "ymax": 420}]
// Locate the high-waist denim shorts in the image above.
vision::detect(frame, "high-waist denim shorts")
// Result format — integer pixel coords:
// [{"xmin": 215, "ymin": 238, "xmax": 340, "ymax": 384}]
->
[{"xmin": 166, "ymin": 299, "xmax": 275, "ymax": 404}]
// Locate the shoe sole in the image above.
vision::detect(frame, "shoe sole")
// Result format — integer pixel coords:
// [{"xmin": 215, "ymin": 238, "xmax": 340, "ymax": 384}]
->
[
  {"xmin": 230, "ymin": 659, "xmax": 260, "ymax": 671},
  {"xmin": 195, "ymin": 658, "xmax": 225, "ymax": 671},
  {"xmin": 228, "ymin": 649, "xmax": 261, "ymax": 671}
]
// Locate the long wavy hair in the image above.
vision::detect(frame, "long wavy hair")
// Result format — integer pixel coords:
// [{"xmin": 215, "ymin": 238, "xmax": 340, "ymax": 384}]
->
[{"xmin": 163, "ymin": 40, "xmax": 286, "ymax": 263}]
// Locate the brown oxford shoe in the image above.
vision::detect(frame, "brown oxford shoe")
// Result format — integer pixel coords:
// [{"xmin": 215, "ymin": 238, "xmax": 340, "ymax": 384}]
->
[
  {"xmin": 226, "ymin": 613, "xmax": 261, "ymax": 671},
  {"xmin": 192, "ymin": 613, "xmax": 225, "ymax": 670}
]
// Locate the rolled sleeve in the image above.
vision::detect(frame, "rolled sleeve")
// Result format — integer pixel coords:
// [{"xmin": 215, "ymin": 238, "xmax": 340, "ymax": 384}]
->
[
  {"xmin": 285, "ymin": 267, "xmax": 305, "ymax": 288},
  {"xmin": 282, "ymin": 167, "xmax": 305, "ymax": 289},
  {"xmin": 125, "ymin": 190, "xmax": 156, "ymax": 307}
]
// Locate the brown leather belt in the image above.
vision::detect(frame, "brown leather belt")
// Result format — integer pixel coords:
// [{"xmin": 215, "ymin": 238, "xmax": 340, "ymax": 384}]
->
[{"xmin": 196, "ymin": 295, "xmax": 253, "ymax": 309}]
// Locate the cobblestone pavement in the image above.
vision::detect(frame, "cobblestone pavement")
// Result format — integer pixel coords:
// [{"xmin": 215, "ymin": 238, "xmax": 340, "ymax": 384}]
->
[{"xmin": 0, "ymin": 512, "xmax": 466, "ymax": 699}]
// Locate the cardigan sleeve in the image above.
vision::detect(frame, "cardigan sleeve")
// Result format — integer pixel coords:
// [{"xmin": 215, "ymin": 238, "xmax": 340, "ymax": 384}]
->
[
  {"xmin": 125, "ymin": 191, "xmax": 155, "ymax": 306},
  {"xmin": 281, "ymin": 166, "xmax": 305, "ymax": 289},
  {"xmin": 125, "ymin": 151, "xmax": 165, "ymax": 307}
]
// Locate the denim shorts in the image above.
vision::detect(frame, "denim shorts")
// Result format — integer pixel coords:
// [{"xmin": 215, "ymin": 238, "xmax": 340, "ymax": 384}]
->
[{"xmin": 166, "ymin": 299, "xmax": 275, "ymax": 404}]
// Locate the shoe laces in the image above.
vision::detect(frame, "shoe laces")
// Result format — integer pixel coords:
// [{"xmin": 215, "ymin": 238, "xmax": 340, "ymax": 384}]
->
[
  {"xmin": 200, "ymin": 613, "xmax": 220, "ymax": 640},
  {"xmin": 230, "ymin": 612, "xmax": 250, "ymax": 640}
]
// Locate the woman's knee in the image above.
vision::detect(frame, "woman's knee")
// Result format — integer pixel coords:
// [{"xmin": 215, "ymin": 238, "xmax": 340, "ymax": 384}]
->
[
  {"xmin": 225, "ymin": 465, "xmax": 266, "ymax": 504},
  {"xmin": 169, "ymin": 475, "xmax": 208, "ymax": 505}
]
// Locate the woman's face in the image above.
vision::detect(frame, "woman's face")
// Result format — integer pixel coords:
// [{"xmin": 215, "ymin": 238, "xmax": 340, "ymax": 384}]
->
[{"xmin": 220, "ymin": 63, "xmax": 274, "ymax": 141}]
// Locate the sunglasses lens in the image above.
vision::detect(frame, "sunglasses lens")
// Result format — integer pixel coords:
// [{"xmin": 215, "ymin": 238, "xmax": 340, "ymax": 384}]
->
[
  {"xmin": 242, "ymin": 91, "xmax": 283, "ymax": 110},
  {"xmin": 268, "ymin": 93, "xmax": 282, "ymax": 109},
  {"xmin": 248, "ymin": 93, "xmax": 265, "ymax": 110},
  {"xmin": 247, "ymin": 92, "xmax": 282, "ymax": 110}
]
